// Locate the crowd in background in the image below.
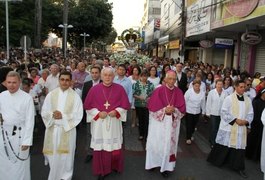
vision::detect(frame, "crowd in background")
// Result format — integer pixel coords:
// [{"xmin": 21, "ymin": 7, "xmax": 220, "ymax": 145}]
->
[{"xmin": 0, "ymin": 47, "xmax": 265, "ymax": 178}]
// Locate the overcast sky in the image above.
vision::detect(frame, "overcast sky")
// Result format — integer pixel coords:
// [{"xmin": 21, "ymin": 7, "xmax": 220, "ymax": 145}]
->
[{"xmin": 108, "ymin": 0, "xmax": 144, "ymax": 36}]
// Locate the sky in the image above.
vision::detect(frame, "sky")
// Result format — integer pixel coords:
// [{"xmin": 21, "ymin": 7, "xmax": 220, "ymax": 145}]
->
[{"xmin": 108, "ymin": 0, "xmax": 144, "ymax": 36}]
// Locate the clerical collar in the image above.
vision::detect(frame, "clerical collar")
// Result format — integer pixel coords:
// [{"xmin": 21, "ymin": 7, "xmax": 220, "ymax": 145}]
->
[
  {"xmin": 165, "ymin": 84, "xmax": 174, "ymax": 90},
  {"xmin": 236, "ymin": 93, "xmax": 244, "ymax": 101}
]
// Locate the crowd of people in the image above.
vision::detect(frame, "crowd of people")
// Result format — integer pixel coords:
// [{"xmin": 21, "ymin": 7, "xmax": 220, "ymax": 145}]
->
[{"xmin": 0, "ymin": 48, "xmax": 265, "ymax": 180}]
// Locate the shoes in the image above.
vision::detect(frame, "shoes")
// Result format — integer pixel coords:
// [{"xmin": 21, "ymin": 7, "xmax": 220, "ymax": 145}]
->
[
  {"xmin": 84, "ymin": 154, "xmax": 93, "ymax": 163},
  {"xmin": 238, "ymin": 170, "xmax": 248, "ymax": 178},
  {"xmin": 161, "ymin": 171, "xmax": 169, "ymax": 178},
  {"xmin": 138, "ymin": 136, "xmax": 144, "ymax": 140},
  {"xmin": 186, "ymin": 139, "xmax": 192, "ymax": 145}
]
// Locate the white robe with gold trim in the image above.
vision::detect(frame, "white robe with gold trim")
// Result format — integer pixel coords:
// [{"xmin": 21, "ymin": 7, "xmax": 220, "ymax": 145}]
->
[{"xmin": 41, "ymin": 88, "xmax": 83, "ymax": 180}]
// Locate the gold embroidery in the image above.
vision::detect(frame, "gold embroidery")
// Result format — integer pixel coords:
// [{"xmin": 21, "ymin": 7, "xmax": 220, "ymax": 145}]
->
[
  {"xmin": 230, "ymin": 93, "xmax": 250, "ymax": 149},
  {"xmin": 43, "ymin": 88, "xmax": 75, "ymax": 155}
]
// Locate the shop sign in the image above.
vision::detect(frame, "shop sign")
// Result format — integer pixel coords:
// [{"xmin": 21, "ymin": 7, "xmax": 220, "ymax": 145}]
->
[
  {"xmin": 199, "ymin": 40, "xmax": 213, "ymax": 48},
  {"xmin": 169, "ymin": 40, "xmax": 180, "ymax": 49},
  {"xmin": 241, "ymin": 32, "xmax": 262, "ymax": 45},
  {"xmin": 215, "ymin": 38, "xmax": 234, "ymax": 48}
]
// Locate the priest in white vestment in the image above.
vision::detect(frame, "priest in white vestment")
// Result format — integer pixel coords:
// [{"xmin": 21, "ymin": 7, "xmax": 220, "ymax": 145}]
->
[
  {"xmin": 0, "ymin": 71, "xmax": 35, "ymax": 180},
  {"xmin": 41, "ymin": 71, "xmax": 83, "ymax": 180},
  {"xmin": 207, "ymin": 80, "xmax": 253, "ymax": 179},
  {"xmin": 261, "ymin": 108, "xmax": 265, "ymax": 180},
  {"xmin": 145, "ymin": 71, "xmax": 186, "ymax": 178},
  {"xmin": 84, "ymin": 67, "xmax": 130, "ymax": 180}
]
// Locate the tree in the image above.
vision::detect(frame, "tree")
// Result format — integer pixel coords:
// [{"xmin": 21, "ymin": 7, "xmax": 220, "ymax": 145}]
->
[
  {"xmin": 0, "ymin": 0, "xmax": 115, "ymax": 48},
  {"xmin": 67, "ymin": 0, "xmax": 114, "ymax": 48}
]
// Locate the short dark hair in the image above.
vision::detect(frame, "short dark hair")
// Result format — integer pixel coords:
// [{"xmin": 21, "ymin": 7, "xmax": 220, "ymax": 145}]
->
[
  {"xmin": 118, "ymin": 64, "xmax": 126, "ymax": 70},
  {"xmin": 22, "ymin": 78, "xmax": 33, "ymax": 86},
  {"xmin": 59, "ymin": 71, "xmax": 72, "ymax": 80},
  {"xmin": 234, "ymin": 79, "xmax": 245, "ymax": 87},
  {"xmin": 91, "ymin": 66, "xmax": 101, "ymax": 72}
]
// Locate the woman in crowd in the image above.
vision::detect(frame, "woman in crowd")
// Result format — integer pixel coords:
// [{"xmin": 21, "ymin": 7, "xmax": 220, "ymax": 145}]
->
[
  {"xmin": 223, "ymin": 76, "xmax": 234, "ymax": 95},
  {"xmin": 133, "ymin": 70, "xmax": 154, "ymax": 140},
  {"xmin": 184, "ymin": 79, "xmax": 206, "ymax": 145},
  {"xmin": 148, "ymin": 66, "xmax": 160, "ymax": 88},
  {"xmin": 128, "ymin": 65, "xmax": 141, "ymax": 127},
  {"xmin": 160, "ymin": 64, "xmax": 171, "ymax": 80},
  {"xmin": 205, "ymin": 72, "xmax": 215, "ymax": 95}
]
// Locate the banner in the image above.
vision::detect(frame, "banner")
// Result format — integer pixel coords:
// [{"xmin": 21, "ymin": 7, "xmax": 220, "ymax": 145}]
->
[{"xmin": 186, "ymin": 0, "xmax": 211, "ymax": 37}]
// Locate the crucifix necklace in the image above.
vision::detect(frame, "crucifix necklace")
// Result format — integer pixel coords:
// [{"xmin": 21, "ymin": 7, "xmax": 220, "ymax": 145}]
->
[
  {"xmin": 103, "ymin": 85, "xmax": 113, "ymax": 110},
  {"xmin": 165, "ymin": 87, "xmax": 175, "ymax": 107}
]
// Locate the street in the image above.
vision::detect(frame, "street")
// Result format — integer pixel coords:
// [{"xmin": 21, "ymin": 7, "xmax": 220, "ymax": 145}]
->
[{"xmin": 31, "ymin": 117, "xmax": 263, "ymax": 180}]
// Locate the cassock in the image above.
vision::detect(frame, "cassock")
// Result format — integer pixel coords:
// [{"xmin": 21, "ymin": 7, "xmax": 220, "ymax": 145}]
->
[
  {"xmin": 207, "ymin": 93, "xmax": 253, "ymax": 171},
  {"xmin": 261, "ymin": 109, "xmax": 265, "ymax": 179},
  {"xmin": 41, "ymin": 87, "xmax": 83, "ymax": 180},
  {"xmin": 84, "ymin": 83, "xmax": 130, "ymax": 176},
  {"xmin": 145, "ymin": 85, "xmax": 186, "ymax": 172},
  {"xmin": 246, "ymin": 97, "xmax": 265, "ymax": 160},
  {"xmin": 0, "ymin": 89, "xmax": 35, "ymax": 180}
]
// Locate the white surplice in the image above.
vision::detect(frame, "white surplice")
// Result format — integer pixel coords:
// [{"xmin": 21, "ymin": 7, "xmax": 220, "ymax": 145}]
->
[
  {"xmin": 145, "ymin": 108, "xmax": 183, "ymax": 172},
  {"xmin": 216, "ymin": 94, "xmax": 253, "ymax": 149},
  {"xmin": 0, "ymin": 89, "xmax": 35, "ymax": 180},
  {"xmin": 261, "ymin": 109, "xmax": 265, "ymax": 178},
  {"xmin": 87, "ymin": 108, "xmax": 127, "ymax": 151},
  {"xmin": 41, "ymin": 88, "xmax": 83, "ymax": 180}
]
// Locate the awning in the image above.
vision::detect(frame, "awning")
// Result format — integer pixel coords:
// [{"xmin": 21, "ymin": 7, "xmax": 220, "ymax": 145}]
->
[{"xmin": 158, "ymin": 35, "xmax": 169, "ymax": 45}]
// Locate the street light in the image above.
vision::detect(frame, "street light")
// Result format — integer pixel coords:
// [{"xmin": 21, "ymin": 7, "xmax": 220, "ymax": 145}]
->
[
  {"xmin": 80, "ymin": 33, "xmax": 90, "ymax": 55},
  {"xmin": 58, "ymin": 24, "xmax": 73, "ymax": 58}
]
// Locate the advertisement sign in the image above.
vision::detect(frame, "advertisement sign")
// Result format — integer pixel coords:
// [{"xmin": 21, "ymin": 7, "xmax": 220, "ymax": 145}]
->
[
  {"xmin": 199, "ymin": 40, "xmax": 214, "ymax": 48},
  {"xmin": 186, "ymin": 0, "xmax": 211, "ymax": 37},
  {"xmin": 169, "ymin": 40, "xmax": 180, "ymax": 49},
  {"xmin": 215, "ymin": 38, "xmax": 234, "ymax": 48}
]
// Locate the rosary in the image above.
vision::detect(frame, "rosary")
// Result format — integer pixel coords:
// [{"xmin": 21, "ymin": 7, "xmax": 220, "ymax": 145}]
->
[{"xmin": 0, "ymin": 113, "xmax": 29, "ymax": 162}]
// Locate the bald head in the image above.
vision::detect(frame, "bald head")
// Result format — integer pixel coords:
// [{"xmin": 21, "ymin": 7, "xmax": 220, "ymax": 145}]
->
[
  {"xmin": 165, "ymin": 70, "xmax": 177, "ymax": 88},
  {"xmin": 50, "ymin": 64, "xmax": 59, "ymax": 76},
  {"xmin": 77, "ymin": 62, "xmax": 86, "ymax": 72}
]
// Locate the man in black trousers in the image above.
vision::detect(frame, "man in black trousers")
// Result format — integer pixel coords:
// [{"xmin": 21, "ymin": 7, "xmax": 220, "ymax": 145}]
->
[
  {"xmin": 176, "ymin": 63, "xmax": 187, "ymax": 94},
  {"xmin": 81, "ymin": 66, "xmax": 102, "ymax": 163}
]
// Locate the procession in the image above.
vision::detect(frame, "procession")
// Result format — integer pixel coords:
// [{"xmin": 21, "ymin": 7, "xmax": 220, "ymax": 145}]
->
[{"xmin": 0, "ymin": 0, "xmax": 265, "ymax": 180}]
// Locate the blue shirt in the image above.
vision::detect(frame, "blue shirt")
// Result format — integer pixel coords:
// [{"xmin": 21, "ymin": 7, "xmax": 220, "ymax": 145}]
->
[{"xmin": 114, "ymin": 76, "xmax": 133, "ymax": 104}]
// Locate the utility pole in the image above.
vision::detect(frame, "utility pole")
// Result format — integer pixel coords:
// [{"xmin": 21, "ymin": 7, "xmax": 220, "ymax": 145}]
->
[
  {"xmin": 63, "ymin": 0, "xmax": 69, "ymax": 58},
  {"xmin": 180, "ymin": 0, "xmax": 186, "ymax": 63},
  {"xmin": 35, "ymin": 0, "xmax": 42, "ymax": 48}
]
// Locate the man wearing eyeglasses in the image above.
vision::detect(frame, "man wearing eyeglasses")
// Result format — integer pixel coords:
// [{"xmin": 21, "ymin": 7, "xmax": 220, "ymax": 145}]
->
[
  {"xmin": 0, "ymin": 71, "xmax": 35, "ymax": 180},
  {"xmin": 245, "ymin": 79, "xmax": 256, "ymax": 101},
  {"xmin": 41, "ymin": 71, "xmax": 83, "ymax": 180}
]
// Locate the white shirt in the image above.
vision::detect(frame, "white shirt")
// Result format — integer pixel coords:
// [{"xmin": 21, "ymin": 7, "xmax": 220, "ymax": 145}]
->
[
  {"xmin": 184, "ymin": 88, "xmax": 206, "ymax": 115},
  {"xmin": 45, "ymin": 74, "xmax": 59, "ymax": 93},
  {"xmin": 147, "ymin": 77, "xmax": 160, "ymax": 88},
  {"xmin": 245, "ymin": 88, "xmax": 256, "ymax": 101},
  {"xmin": 189, "ymin": 81, "xmax": 206, "ymax": 92},
  {"xmin": 206, "ymin": 89, "xmax": 227, "ymax": 116},
  {"xmin": 223, "ymin": 86, "xmax": 234, "ymax": 96}
]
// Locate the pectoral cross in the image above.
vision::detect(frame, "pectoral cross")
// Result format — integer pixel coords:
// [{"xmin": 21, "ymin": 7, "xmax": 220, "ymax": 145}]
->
[{"xmin": 104, "ymin": 101, "xmax": 110, "ymax": 110}]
